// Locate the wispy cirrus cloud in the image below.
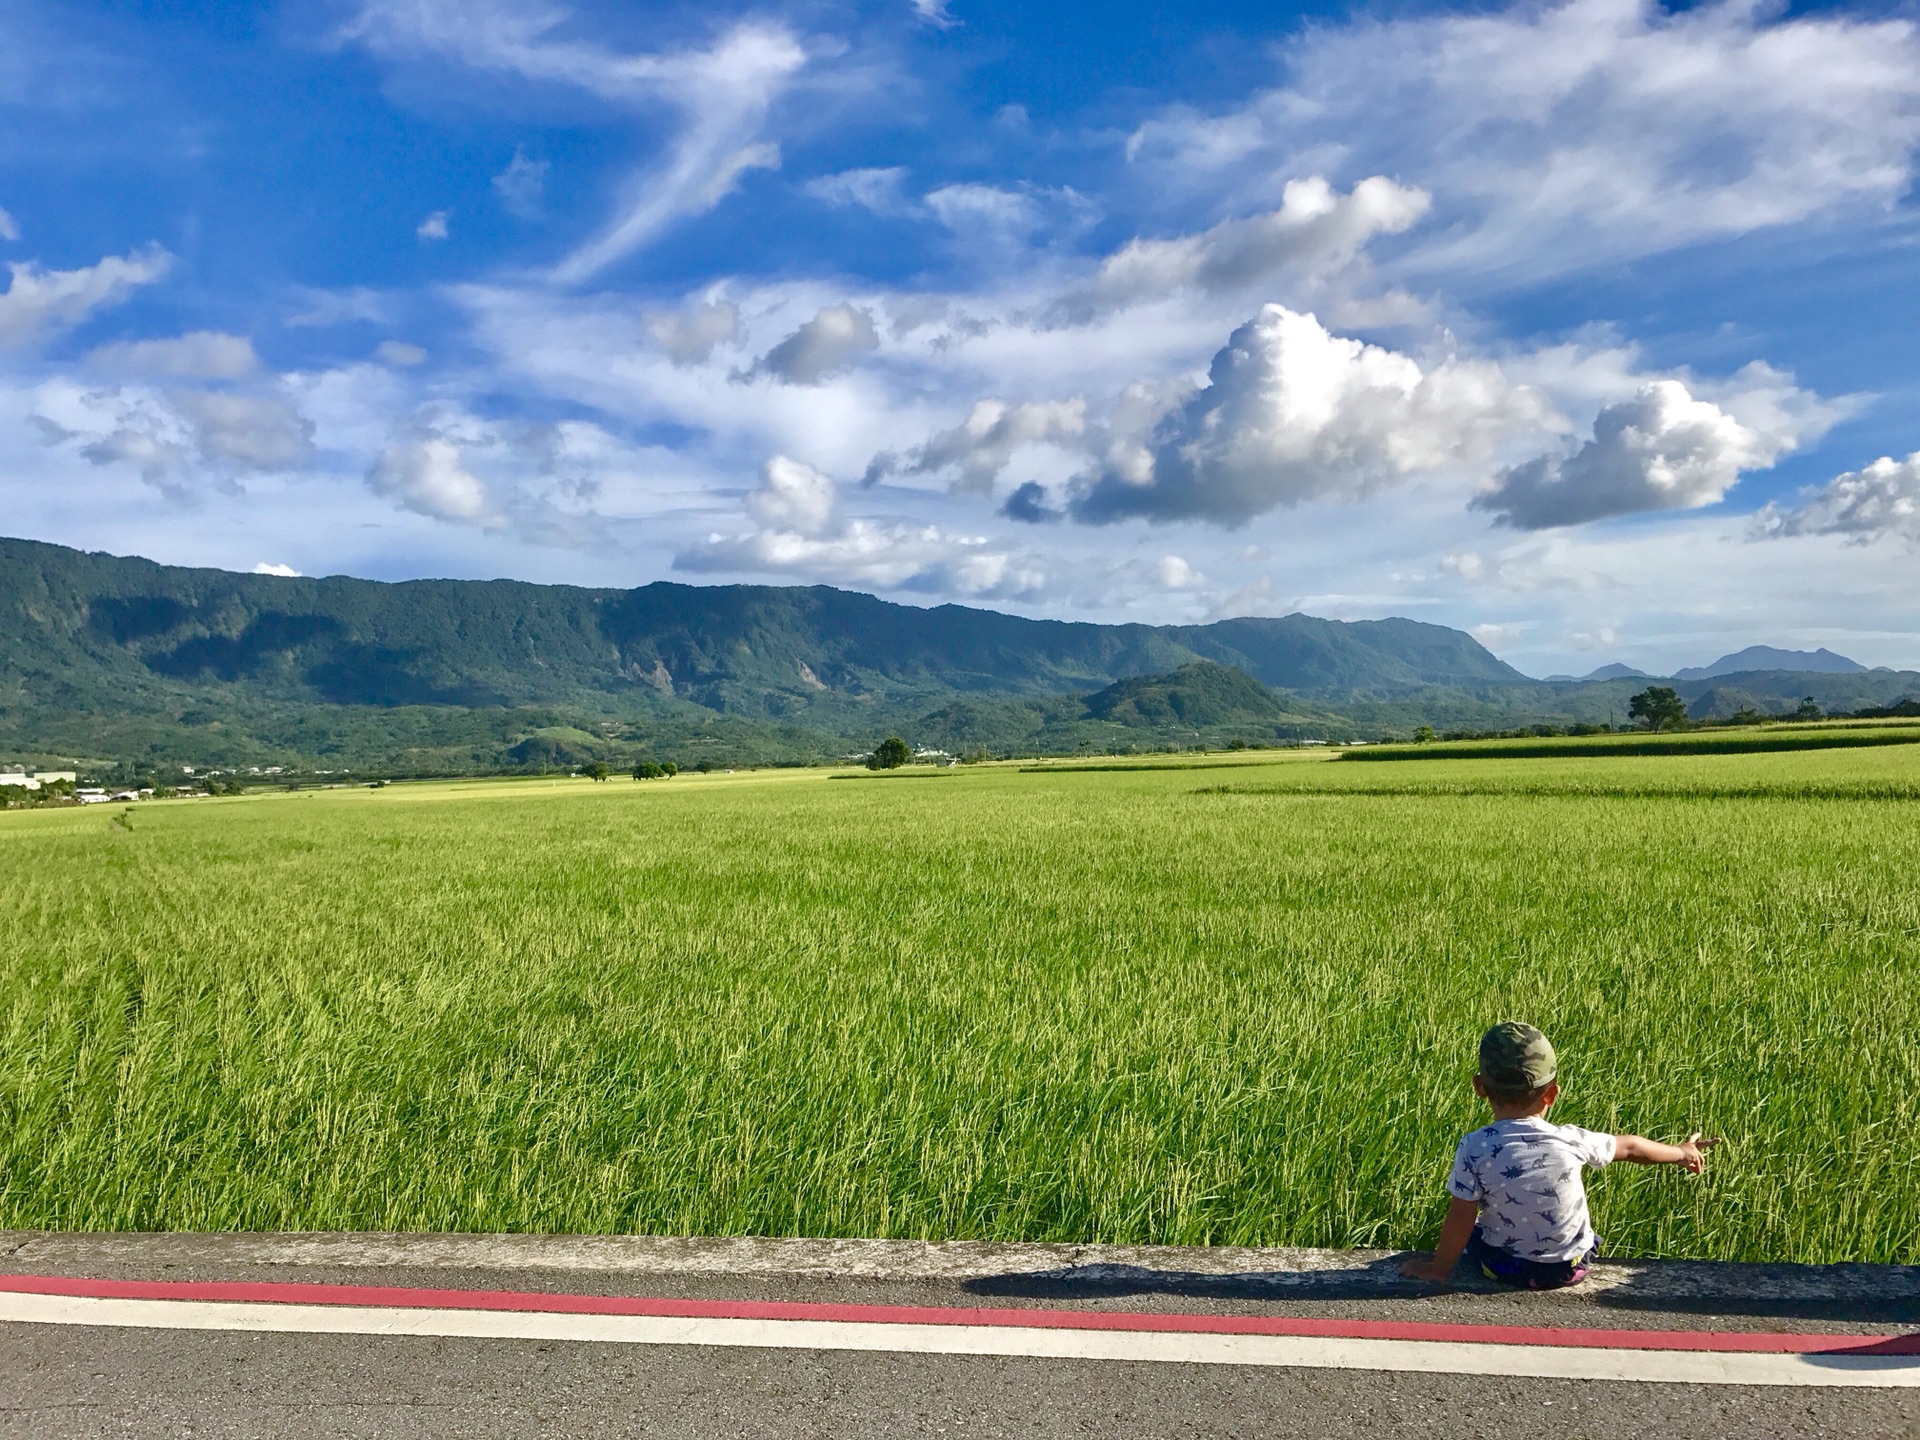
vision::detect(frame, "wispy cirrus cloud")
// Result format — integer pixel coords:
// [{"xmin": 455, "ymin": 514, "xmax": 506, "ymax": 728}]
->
[
  {"xmin": 1127, "ymin": 0, "xmax": 1920, "ymax": 284},
  {"xmin": 344, "ymin": 1, "xmax": 805, "ymax": 282}
]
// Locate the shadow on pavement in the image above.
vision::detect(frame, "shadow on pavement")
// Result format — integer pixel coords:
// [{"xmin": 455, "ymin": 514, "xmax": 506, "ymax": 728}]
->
[
  {"xmin": 965, "ymin": 1257, "xmax": 1448, "ymax": 1303},
  {"xmin": 1592, "ymin": 1261, "xmax": 1920, "ymax": 1325},
  {"xmin": 965, "ymin": 1257, "xmax": 1920, "ymax": 1326}
]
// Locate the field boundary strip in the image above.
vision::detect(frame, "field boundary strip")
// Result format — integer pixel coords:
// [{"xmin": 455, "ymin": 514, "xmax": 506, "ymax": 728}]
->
[
  {"xmin": 1194, "ymin": 783, "xmax": 1920, "ymax": 800},
  {"xmin": 0, "ymin": 1275, "xmax": 1914, "ymax": 1387}
]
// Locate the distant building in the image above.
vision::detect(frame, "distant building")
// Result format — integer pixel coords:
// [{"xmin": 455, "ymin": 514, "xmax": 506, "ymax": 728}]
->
[{"xmin": 0, "ymin": 768, "xmax": 77, "ymax": 791}]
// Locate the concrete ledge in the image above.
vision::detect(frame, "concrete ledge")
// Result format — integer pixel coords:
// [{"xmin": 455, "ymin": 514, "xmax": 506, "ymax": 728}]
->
[
  {"xmin": 1, "ymin": 1232, "xmax": 1915, "ymax": 1313},
  {"xmin": 0, "ymin": 1232, "xmax": 1375, "ymax": 1279}
]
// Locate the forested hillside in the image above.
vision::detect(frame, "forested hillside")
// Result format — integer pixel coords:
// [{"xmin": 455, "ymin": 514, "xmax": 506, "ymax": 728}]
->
[{"xmin": 2, "ymin": 537, "xmax": 1916, "ymax": 776}]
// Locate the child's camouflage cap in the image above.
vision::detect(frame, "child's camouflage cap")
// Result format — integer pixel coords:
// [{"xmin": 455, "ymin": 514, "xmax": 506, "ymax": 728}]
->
[{"xmin": 1479, "ymin": 1021, "xmax": 1556, "ymax": 1090}]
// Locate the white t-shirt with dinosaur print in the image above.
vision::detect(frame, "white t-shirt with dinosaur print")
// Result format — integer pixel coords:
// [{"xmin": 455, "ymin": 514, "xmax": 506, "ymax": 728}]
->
[{"xmin": 1447, "ymin": 1116, "xmax": 1616, "ymax": 1263}]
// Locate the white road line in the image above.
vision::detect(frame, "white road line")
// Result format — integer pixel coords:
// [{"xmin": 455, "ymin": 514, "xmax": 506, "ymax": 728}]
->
[{"xmin": 2, "ymin": 1291, "xmax": 1913, "ymax": 1387}]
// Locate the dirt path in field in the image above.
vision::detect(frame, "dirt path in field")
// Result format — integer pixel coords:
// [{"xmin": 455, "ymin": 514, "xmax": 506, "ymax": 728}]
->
[{"xmin": 2, "ymin": 1233, "xmax": 1915, "ymax": 1438}]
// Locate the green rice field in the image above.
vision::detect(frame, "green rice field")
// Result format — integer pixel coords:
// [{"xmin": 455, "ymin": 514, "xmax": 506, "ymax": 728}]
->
[{"xmin": 2, "ymin": 743, "xmax": 1917, "ymax": 1263}]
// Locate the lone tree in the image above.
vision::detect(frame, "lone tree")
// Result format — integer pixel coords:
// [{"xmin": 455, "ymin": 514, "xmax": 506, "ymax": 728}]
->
[
  {"xmin": 1793, "ymin": 696, "xmax": 1822, "ymax": 721},
  {"xmin": 867, "ymin": 736, "xmax": 911, "ymax": 770},
  {"xmin": 1628, "ymin": 685, "xmax": 1688, "ymax": 731},
  {"xmin": 584, "ymin": 761, "xmax": 610, "ymax": 782}
]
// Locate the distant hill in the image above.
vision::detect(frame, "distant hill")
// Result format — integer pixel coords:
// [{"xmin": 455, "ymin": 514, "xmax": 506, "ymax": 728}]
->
[
  {"xmin": 1544, "ymin": 662, "xmax": 1648, "ymax": 682},
  {"xmin": 0, "ymin": 536, "xmax": 1517, "ymax": 772},
  {"xmin": 5, "ymin": 537, "xmax": 1915, "ymax": 776},
  {"xmin": 1675, "ymin": 646, "xmax": 1866, "ymax": 680},
  {"xmin": 1082, "ymin": 662, "xmax": 1283, "ymax": 727}
]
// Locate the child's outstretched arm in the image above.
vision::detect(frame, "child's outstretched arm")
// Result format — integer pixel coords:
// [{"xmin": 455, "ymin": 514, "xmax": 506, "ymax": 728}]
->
[
  {"xmin": 1398, "ymin": 1195, "xmax": 1478, "ymax": 1283},
  {"xmin": 1613, "ymin": 1132, "xmax": 1721, "ymax": 1173}
]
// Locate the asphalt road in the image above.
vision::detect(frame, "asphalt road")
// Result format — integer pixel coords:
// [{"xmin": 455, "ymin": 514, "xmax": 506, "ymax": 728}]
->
[{"xmin": 2, "ymin": 1234, "xmax": 1915, "ymax": 1439}]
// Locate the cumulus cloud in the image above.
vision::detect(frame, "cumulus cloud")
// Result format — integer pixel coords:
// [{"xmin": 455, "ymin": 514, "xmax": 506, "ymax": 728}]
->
[
  {"xmin": 865, "ymin": 397, "xmax": 1086, "ymax": 494},
  {"xmin": 0, "ymin": 247, "xmax": 171, "ymax": 345},
  {"xmin": 35, "ymin": 377, "xmax": 314, "ymax": 497},
  {"xmin": 1473, "ymin": 381, "xmax": 1768, "ymax": 529},
  {"xmin": 253, "ymin": 562, "xmax": 300, "ymax": 577},
  {"xmin": 0, "ymin": 206, "xmax": 19, "ymax": 242},
  {"xmin": 1156, "ymin": 554, "xmax": 1197, "ymax": 588},
  {"xmin": 78, "ymin": 426, "xmax": 192, "ymax": 498},
  {"xmin": 1125, "ymin": 0, "xmax": 1920, "ymax": 282},
  {"xmin": 367, "ymin": 435, "xmax": 493, "ymax": 521},
  {"xmin": 1060, "ymin": 176, "xmax": 1428, "ymax": 320},
  {"xmin": 748, "ymin": 454, "xmax": 837, "ymax": 535},
  {"xmin": 647, "ymin": 298, "xmax": 740, "ymax": 365},
  {"xmin": 417, "ymin": 210, "xmax": 450, "ymax": 241},
  {"xmin": 492, "ymin": 144, "xmax": 549, "ymax": 217},
  {"xmin": 911, "ymin": 0, "xmax": 957, "ymax": 29},
  {"xmin": 88, "ymin": 331, "xmax": 260, "ymax": 380},
  {"xmin": 1068, "ymin": 305, "xmax": 1546, "ymax": 526},
  {"xmin": 173, "ymin": 392, "xmax": 316, "ymax": 470},
  {"xmin": 1755, "ymin": 453, "xmax": 1920, "ymax": 544},
  {"xmin": 749, "ymin": 303, "xmax": 879, "ymax": 384},
  {"xmin": 678, "ymin": 519, "xmax": 1046, "ymax": 600},
  {"xmin": 678, "ymin": 452, "xmax": 1047, "ymax": 599}
]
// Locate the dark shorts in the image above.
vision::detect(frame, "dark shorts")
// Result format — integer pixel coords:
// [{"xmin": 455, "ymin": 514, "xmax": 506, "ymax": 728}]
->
[{"xmin": 1464, "ymin": 1226, "xmax": 1598, "ymax": 1290}]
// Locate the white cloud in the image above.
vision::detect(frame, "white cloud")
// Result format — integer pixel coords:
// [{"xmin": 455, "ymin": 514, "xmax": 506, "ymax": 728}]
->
[
  {"xmin": 33, "ymin": 378, "xmax": 313, "ymax": 496},
  {"xmin": 347, "ymin": 6, "xmax": 805, "ymax": 282},
  {"xmin": 1060, "ymin": 176, "xmax": 1429, "ymax": 320},
  {"xmin": 748, "ymin": 454, "xmax": 837, "ymax": 535},
  {"xmin": 678, "ymin": 519, "xmax": 1048, "ymax": 600},
  {"xmin": 1474, "ymin": 380, "xmax": 1768, "ymax": 529},
  {"xmin": 252, "ymin": 562, "xmax": 300, "ymax": 577},
  {"xmin": 647, "ymin": 298, "xmax": 740, "ymax": 365},
  {"xmin": 367, "ymin": 435, "xmax": 492, "ymax": 522},
  {"xmin": 866, "ymin": 397, "xmax": 1086, "ymax": 494},
  {"xmin": 172, "ymin": 391, "xmax": 315, "ymax": 470},
  {"xmin": 0, "ymin": 206, "xmax": 19, "ymax": 242},
  {"xmin": 492, "ymin": 144, "xmax": 548, "ymax": 217},
  {"xmin": 1470, "ymin": 621, "xmax": 1524, "ymax": 650},
  {"xmin": 1157, "ymin": 554, "xmax": 1197, "ymax": 588},
  {"xmin": 804, "ymin": 166, "xmax": 914, "ymax": 216},
  {"xmin": 1756, "ymin": 453, "xmax": 1920, "ymax": 544},
  {"xmin": 285, "ymin": 286, "xmax": 390, "ymax": 328},
  {"xmin": 88, "ymin": 331, "xmax": 259, "ymax": 380},
  {"xmin": 416, "ymin": 210, "xmax": 450, "ymax": 241},
  {"xmin": 375, "ymin": 340, "xmax": 427, "ymax": 366},
  {"xmin": 1127, "ymin": 0, "xmax": 1920, "ymax": 283},
  {"xmin": 678, "ymin": 450, "xmax": 1047, "ymax": 599},
  {"xmin": 911, "ymin": 0, "xmax": 957, "ymax": 29},
  {"xmin": 749, "ymin": 303, "xmax": 879, "ymax": 384},
  {"xmin": 1069, "ymin": 305, "xmax": 1547, "ymax": 525},
  {"xmin": 924, "ymin": 183, "xmax": 1043, "ymax": 235},
  {"xmin": 0, "ymin": 247, "xmax": 171, "ymax": 346},
  {"xmin": 78, "ymin": 426, "xmax": 192, "ymax": 498}
]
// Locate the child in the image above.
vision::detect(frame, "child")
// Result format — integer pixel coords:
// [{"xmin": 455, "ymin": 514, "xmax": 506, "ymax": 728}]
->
[{"xmin": 1400, "ymin": 1021, "xmax": 1719, "ymax": 1289}]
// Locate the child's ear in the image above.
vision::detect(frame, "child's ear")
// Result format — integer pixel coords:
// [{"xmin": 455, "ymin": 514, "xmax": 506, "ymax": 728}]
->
[
  {"xmin": 1471, "ymin": 1074, "xmax": 1490, "ymax": 1098},
  {"xmin": 1542, "ymin": 1080, "xmax": 1560, "ymax": 1107}
]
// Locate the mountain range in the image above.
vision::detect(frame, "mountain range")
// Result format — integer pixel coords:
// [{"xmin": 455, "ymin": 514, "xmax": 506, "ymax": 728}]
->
[{"xmin": 3, "ymin": 537, "xmax": 1916, "ymax": 777}]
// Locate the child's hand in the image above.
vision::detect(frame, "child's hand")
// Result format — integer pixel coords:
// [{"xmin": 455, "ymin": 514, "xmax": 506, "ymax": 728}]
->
[
  {"xmin": 1678, "ymin": 1133, "xmax": 1722, "ymax": 1174},
  {"xmin": 1398, "ymin": 1254, "xmax": 1455, "ymax": 1284}
]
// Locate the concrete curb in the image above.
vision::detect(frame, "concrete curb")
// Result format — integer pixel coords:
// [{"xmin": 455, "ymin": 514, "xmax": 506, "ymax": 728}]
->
[
  {"xmin": 0, "ymin": 1232, "xmax": 1377, "ymax": 1280},
  {"xmin": 2, "ymin": 1232, "xmax": 1915, "ymax": 1310}
]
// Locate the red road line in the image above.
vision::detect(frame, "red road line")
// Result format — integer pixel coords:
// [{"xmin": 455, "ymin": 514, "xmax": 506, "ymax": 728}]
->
[{"xmin": 1, "ymin": 1273, "xmax": 1912, "ymax": 1356}]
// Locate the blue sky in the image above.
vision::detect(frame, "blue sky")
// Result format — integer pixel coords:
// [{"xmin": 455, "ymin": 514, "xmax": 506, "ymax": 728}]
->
[{"xmin": 4, "ymin": 0, "xmax": 1920, "ymax": 675}]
